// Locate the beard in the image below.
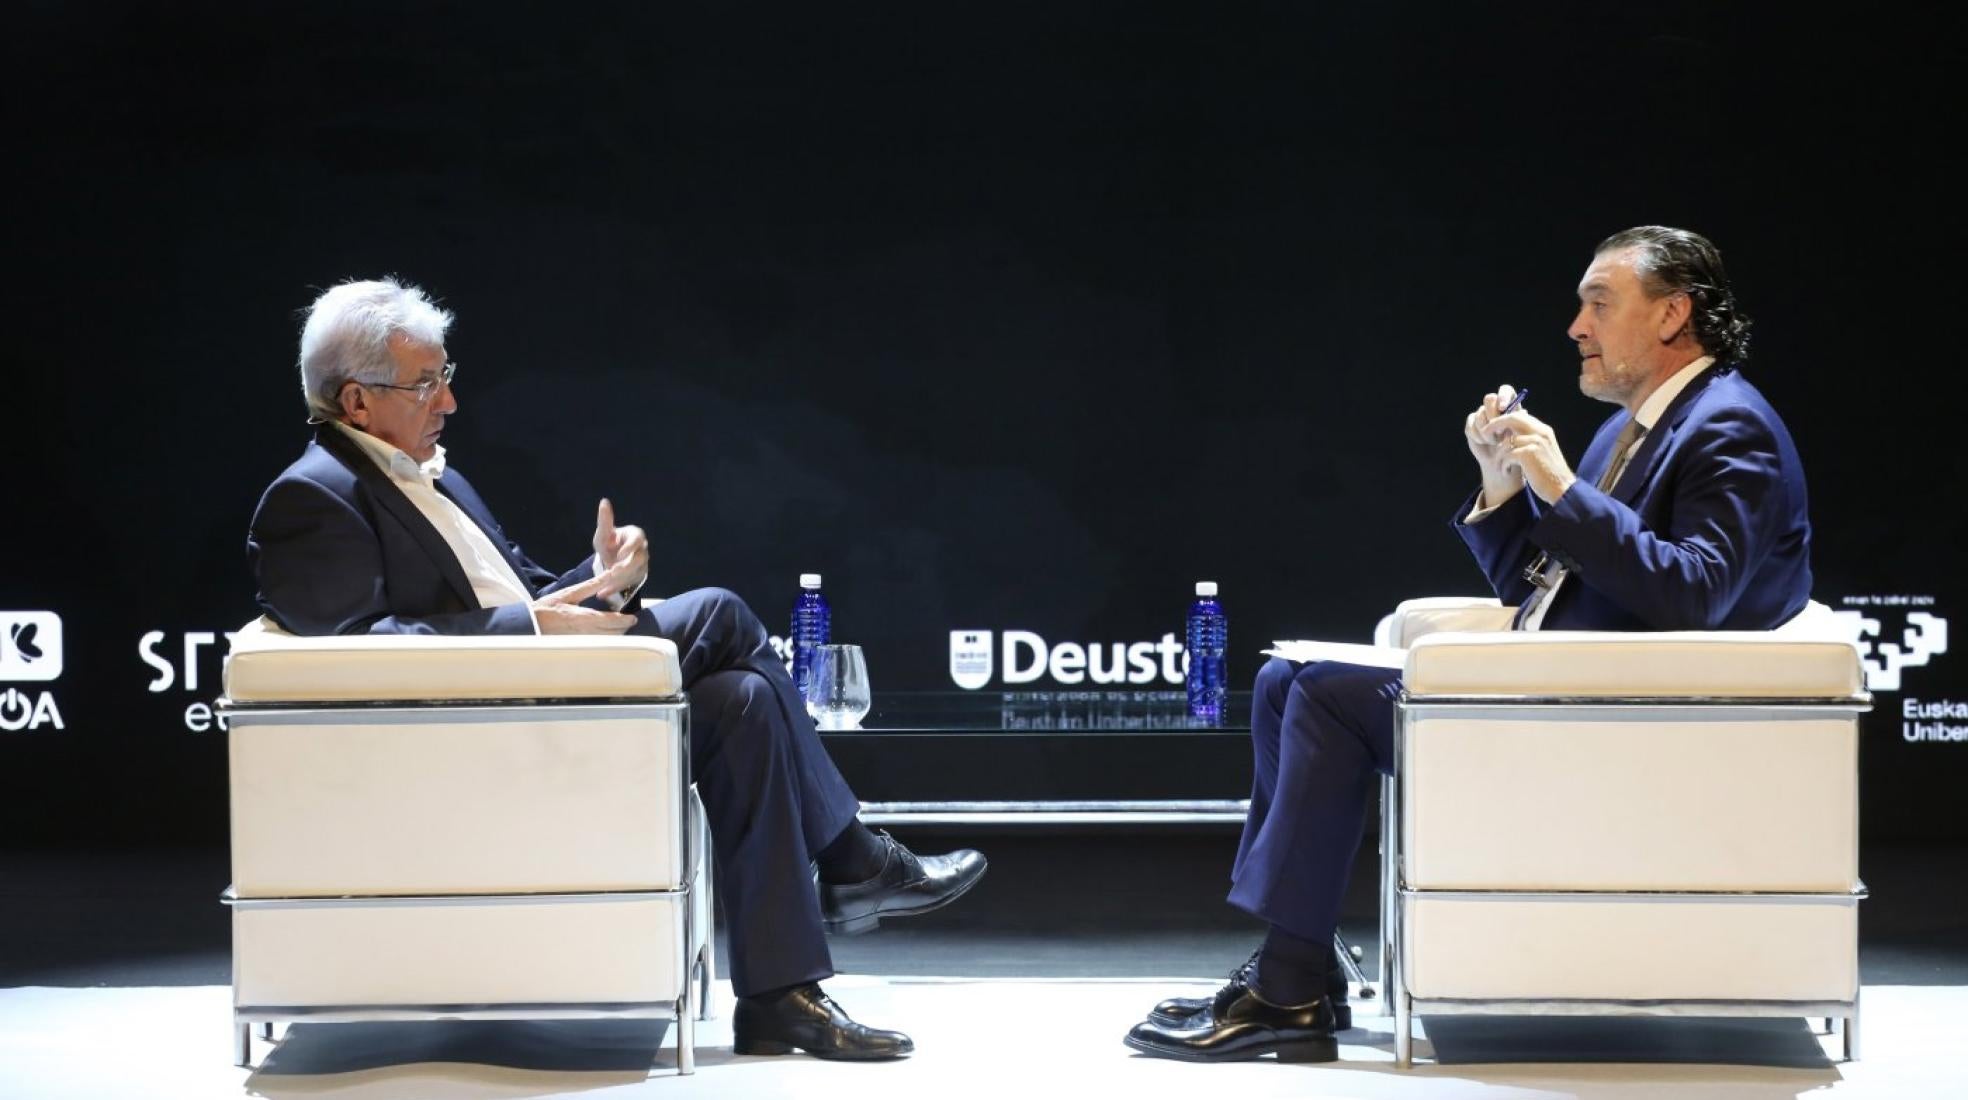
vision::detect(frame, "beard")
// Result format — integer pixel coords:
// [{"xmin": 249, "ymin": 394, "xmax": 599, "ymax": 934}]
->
[{"xmin": 1578, "ymin": 353, "xmax": 1645, "ymax": 405}]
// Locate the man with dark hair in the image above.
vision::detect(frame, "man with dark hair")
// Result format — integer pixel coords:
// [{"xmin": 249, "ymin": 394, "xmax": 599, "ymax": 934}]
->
[
  {"xmin": 250, "ymin": 279, "xmax": 989, "ymax": 1061},
  {"xmin": 1592, "ymin": 225, "xmax": 1754, "ymax": 365},
  {"xmin": 1126, "ymin": 226, "xmax": 1813, "ymax": 1063}
]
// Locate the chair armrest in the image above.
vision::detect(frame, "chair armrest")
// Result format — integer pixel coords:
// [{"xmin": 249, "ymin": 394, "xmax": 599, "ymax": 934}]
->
[
  {"xmin": 1403, "ymin": 629, "xmax": 1866, "ymax": 699},
  {"xmin": 222, "ymin": 617, "xmax": 682, "ymax": 703},
  {"xmin": 1379, "ymin": 596, "xmax": 1514, "ymax": 647}
]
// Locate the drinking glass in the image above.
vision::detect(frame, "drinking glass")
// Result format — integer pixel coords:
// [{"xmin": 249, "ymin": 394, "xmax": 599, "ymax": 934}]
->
[{"xmin": 806, "ymin": 644, "xmax": 871, "ymax": 730}]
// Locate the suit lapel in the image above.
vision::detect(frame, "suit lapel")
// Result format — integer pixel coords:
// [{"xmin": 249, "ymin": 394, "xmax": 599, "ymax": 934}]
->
[
  {"xmin": 1607, "ymin": 365, "xmax": 1728, "ymax": 506},
  {"xmin": 313, "ymin": 426, "xmax": 482, "ymax": 608}
]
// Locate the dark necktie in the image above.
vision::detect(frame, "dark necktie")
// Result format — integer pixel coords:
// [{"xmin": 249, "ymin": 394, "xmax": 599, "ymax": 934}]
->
[
  {"xmin": 1595, "ymin": 417, "xmax": 1649, "ymax": 493},
  {"xmin": 1512, "ymin": 417, "xmax": 1648, "ymax": 629}
]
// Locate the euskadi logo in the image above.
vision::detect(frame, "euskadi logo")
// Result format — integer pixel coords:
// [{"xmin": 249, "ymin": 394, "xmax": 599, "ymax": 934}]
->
[
  {"xmin": 1, "ymin": 611, "xmax": 66, "ymax": 732},
  {"xmin": 0, "ymin": 611, "xmax": 62, "ymax": 681},
  {"xmin": 1836, "ymin": 595, "xmax": 1962, "ymax": 746},
  {"xmin": 1833, "ymin": 596, "xmax": 1948, "ymax": 693}
]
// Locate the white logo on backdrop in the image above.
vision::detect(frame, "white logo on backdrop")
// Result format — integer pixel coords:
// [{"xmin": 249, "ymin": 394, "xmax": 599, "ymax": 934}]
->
[
  {"xmin": 950, "ymin": 631, "xmax": 993, "ymax": 690},
  {"xmin": 766, "ymin": 635, "xmax": 794, "ymax": 672},
  {"xmin": 0, "ymin": 687, "xmax": 64, "ymax": 731},
  {"xmin": 138, "ymin": 629, "xmax": 238, "ymax": 731},
  {"xmin": 0, "ymin": 611, "xmax": 66, "ymax": 731},
  {"xmin": 1833, "ymin": 599, "xmax": 1949, "ymax": 693},
  {"xmin": 0, "ymin": 611, "xmax": 63, "ymax": 682},
  {"xmin": 947, "ymin": 630, "xmax": 1187, "ymax": 690}
]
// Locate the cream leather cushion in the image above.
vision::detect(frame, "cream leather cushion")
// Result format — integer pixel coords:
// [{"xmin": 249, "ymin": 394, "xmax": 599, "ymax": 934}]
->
[
  {"xmin": 1381, "ymin": 597, "xmax": 1513, "ymax": 647},
  {"xmin": 234, "ymin": 896, "xmax": 685, "ymax": 1007},
  {"xmin": 225, "ymin": 617, "xmax": 682, "ymax": 702},
  {"xmin": 1404, "ymin": 631, "xmax": 1863, "ymax": 698},
  {"xmin": 1402, "ymin": 712, "xmax": 1858, "ymax": 891},
  {"xmin": 1404, "ymin": 894, "xmax": 1858, "ymax": 1001},
  {"xmin": 229, "ymin": 706, "xmax": 686, "ymax": 896}
]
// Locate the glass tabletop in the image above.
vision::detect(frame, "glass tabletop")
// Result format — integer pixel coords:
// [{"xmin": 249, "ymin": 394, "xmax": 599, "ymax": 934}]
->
[{"xmin": 848, "ymin": 690, "xmax": 1253, "ymax": 734}]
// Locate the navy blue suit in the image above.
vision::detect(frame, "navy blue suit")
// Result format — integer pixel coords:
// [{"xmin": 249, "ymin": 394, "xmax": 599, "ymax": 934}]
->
[
  {"xmin": 1228, "ymin": 365, "xmax": 1814, "ymax": 942},
  {"xmin": 1454, "ymin": 366, "xmax": 1812, "ymax": 631},
  {"xmin": 248, "ymin": 425, "xmax": 861, "ymax": 996}
]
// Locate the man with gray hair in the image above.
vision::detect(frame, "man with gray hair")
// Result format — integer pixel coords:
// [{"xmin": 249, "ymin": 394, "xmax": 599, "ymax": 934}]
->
[{"xmin": 249, "ymin": 277, "xmax": 988, "ymax": 1061}]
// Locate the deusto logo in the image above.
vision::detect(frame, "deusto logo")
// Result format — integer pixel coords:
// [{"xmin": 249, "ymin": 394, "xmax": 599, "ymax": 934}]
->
[
  {"xmin": 0, "ymin": 611, "xmax": 63, "ymax": 682},
  {"xmin": 949, "ymin": 630, "xmax": 1187, "ymax": 689},
  {"xmin": 1, "ymin": 610, "xmax": 66, "ymax": 732},
  {"xmin": 950, "ymin": 632, "xmax": 992, "ymax": 690}
]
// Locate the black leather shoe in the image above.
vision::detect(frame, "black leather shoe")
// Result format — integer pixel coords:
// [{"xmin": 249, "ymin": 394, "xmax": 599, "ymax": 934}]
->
[
  {"xmin": 732, "ymin": 982, "xmax": 914, "ymax": 1061},
  {"xmin": 819, "ymin": 833, "xmax": 987, "ymax": 934},
  {"xmin": 1149, "ymin": 951, "xmax": 1351, "ymax": 1031},
  {"xmin": 1124, "ymin": 986, "xmax": 1341, "ymax": 1063}
]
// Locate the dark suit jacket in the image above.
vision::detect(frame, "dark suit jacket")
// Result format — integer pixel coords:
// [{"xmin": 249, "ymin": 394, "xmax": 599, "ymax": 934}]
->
[
  {"xmin": 248, "ymin": 425, "xmax": 597, "ymax": 635},
  {"xmin": 1454, "ymin": 364, "xmax": 1813, "ymax": 631}
]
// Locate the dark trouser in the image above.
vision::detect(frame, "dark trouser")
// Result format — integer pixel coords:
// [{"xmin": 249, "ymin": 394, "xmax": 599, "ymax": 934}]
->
[
  {"xmin": 633, "ymin": 587, "xmax": 862, "ymax": 997},
  {"xmin": 1227, "ymin": 657, "xmax": 1402, "ymax": 944}
]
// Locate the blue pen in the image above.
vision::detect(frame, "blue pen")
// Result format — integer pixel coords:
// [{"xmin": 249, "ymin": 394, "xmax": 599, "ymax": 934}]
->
[{"xmin": 1498, "ymin": 387, "xmax": 1530, "ymax": 415}]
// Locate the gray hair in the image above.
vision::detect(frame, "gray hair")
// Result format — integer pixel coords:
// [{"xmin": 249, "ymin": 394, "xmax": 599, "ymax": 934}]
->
[{"xmin": 298, "ymin": 278, "xmax": 454, "ymax": 421}]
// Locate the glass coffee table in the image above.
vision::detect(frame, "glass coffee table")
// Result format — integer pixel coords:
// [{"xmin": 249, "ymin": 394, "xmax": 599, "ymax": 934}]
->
[{"xmin": 821, "ymin": 689, "xmax": 1255, "ymax": 826}]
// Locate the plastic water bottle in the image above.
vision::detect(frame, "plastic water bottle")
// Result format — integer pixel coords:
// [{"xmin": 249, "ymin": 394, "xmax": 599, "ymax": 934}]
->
[
  {"xmin": 791, "ymin": 573, "xmax": 831, "ymax": 700},
  {"xmin": 1186, "ymin": 581, "xmax": 1228, "ymax": 724}
]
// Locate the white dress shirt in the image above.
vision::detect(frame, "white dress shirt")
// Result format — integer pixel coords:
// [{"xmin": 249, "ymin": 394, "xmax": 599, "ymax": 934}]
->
[
  {"xmin": 1471, "ymin": 356, "xmax": 1716, "ymax": 630},
  {"xmin": 330, "ymin": 421, "xmax": 539, "ymax": 630}
]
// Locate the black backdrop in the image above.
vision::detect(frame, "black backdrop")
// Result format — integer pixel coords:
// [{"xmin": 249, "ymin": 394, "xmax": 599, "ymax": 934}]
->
[{"xmin": 5, "ymin": 3, "xmax": 1963, "ymax": 846}]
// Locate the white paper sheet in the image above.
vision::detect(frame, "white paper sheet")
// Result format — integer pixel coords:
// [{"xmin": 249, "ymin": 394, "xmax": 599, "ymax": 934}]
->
[{"xmin": 1262, "ymin": 639, "xmax": 1407, "ymax": 670}]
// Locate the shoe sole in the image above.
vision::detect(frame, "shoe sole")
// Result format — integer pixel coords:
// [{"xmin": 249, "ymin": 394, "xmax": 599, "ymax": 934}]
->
[
  {"xmin": 1122, "ymin": 1032, "xmax": 1339, "ymax": 1064},
  {"xmin": 1148, "ymin": 1002, "xmax": 1353, "ymax": 1031},
  {"xmin": 734, "ymin": 1037, "xmax": 913, "ymax": 1061},
  {"xmin": 822, "ymin": 860, "xmax": 989, "ymax": 935}
]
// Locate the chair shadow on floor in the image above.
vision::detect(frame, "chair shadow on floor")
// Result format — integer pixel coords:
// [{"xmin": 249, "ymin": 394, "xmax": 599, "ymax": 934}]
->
[
  {"xmin": 1331, "ymin": 1014, "xmax": 1847, "ymax": 1092},
  {"xmin": 244, "ymin": 1018, "xmax": 727, "ymax": 1099}
]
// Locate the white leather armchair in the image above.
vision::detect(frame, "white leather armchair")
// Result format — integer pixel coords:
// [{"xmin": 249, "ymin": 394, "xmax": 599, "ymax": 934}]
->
[
  {"xmin": 1373, "ymin": 597, "xmax": 1870, "ymax": 1067},
  {"xmin": 218, "ymin": 618, "xmax": 714, "ymax": 1074}
]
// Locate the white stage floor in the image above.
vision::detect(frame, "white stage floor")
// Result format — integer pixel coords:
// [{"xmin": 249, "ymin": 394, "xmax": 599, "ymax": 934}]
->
[{"xmin": 3, "ymin": 978, "xmax": 1963, "ymax": 1099}]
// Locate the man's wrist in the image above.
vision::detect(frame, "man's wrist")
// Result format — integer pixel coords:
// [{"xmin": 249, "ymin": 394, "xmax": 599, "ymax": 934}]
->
[
  {"xmin": 1480, "ymin": 476, "xmax": 1524, "ymax": 509},
  {"xmin": 1540, "ymin": 471, "xmax": 1577, "ymax": 505},
  {"xmin": 603, "ymin": 572, "xmax": 648, "ymax": 612}
]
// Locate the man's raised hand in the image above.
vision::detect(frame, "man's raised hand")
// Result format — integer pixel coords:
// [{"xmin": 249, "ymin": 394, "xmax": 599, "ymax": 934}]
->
[
  {"xmin": 1465, "ymin": 385, "xmax": 1526, "ymax": 508},
  {"xmin": 1483, "ymin": 408, "xmax": 1577, "ymax": 504},
  {"xmin": 591, "ymin": 498, "xmax": 649, "ymax": 602}
]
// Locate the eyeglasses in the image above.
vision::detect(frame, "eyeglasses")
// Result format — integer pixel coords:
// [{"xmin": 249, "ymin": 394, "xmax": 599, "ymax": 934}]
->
[{"xmin": 359, "ymin": 361, "xmax": 457, "ymax": 405}]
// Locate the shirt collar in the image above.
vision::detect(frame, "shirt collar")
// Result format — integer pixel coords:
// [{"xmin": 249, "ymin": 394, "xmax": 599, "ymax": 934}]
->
[
  {"xmin": 1633, "ymin": 355, "xmax": 1716, "ymax": 432},
  {"xmin": 328, "ymin": 419, "xmax": 447, "ymax": 482}
]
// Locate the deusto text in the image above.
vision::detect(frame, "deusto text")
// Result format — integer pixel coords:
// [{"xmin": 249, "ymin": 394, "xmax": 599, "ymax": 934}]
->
[{"xmin": 950, "ymin": 631, "xmax": 1188, "ymax": 690}]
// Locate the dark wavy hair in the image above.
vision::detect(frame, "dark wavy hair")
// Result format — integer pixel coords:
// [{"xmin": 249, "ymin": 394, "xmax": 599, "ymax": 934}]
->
[{"xmin": 1596, "ymin": 226, "xmax": 1753, "ymax": 364}]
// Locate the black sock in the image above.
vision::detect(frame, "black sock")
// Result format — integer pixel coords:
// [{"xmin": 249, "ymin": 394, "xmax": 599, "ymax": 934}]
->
[
  {"xmin": 1251, "ymin": 924, "xmax": 1330, "ymax": 1006},
  {"xmin": 815, "ymin": 821, "xmax": 889, "ymax": 884}
]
